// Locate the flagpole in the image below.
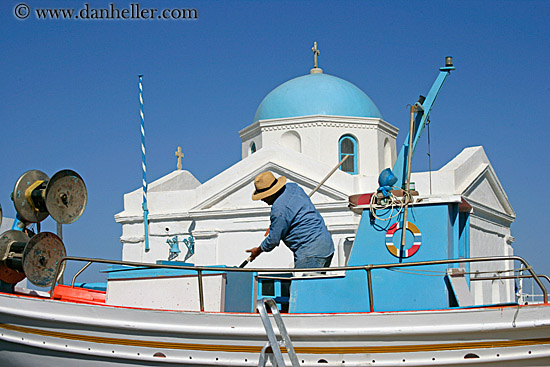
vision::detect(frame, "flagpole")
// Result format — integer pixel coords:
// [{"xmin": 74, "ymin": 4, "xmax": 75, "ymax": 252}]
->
[{"xmin": 138, "ymin": 75, "xmax": 150, "ymax": 252}]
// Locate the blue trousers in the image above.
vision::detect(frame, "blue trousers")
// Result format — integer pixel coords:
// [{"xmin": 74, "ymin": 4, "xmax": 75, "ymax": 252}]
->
[{"xmin": 294, "ymin": 253, "xmax": 333, "ymax": 269}]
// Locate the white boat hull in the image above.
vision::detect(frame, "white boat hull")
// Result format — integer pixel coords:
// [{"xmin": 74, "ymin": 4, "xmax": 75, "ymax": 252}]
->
[{"xmin": 1, "ymin": 292, "xmax": 550, "ymax": 366}]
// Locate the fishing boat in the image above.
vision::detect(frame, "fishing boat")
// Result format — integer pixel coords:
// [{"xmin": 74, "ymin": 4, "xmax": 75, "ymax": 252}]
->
[{"xmin": 1, "ymin": 57, "xmax": 549, "ymax": 367}]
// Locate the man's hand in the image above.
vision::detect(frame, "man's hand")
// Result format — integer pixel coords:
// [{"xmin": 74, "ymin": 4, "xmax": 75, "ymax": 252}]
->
[{"xmin": 246, "ymin": 246, "xmax": 262, "ymax": 261}]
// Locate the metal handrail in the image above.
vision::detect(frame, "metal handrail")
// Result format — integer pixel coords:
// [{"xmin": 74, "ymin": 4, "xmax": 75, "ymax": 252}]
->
[
  {"xmin": 472, "ymin": 274, "xmax": 550, "ymax": 284},
  {"xmin": 49, "ymin": 255, "xmax": 548, "ymax": 310}
]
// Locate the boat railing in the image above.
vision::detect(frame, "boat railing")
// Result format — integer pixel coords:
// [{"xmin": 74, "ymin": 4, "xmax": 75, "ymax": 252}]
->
[{"xmin": 49, "ymin": 255, "xmax": 548, "ymax": 311}]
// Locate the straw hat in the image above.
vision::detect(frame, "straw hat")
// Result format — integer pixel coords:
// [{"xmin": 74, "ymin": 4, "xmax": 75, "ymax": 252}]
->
[{"xmin": 252, "ymin": 172, "xmax": 287, "ymax": 201}]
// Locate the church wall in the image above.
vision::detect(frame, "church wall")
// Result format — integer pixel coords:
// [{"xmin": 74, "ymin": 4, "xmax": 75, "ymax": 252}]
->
[
  {"xmin": 121, "ymin": 241, "xmax": 142, "ymax": 262},
  {"xmin": 118, "ymin": 198, "xmax": 359, "ymax": 269},
  {"xmin": 468, "ymin": 213, "xmax": 515, "ymax": 304},
  {"xmin": 408, "ymin": 152, "xmax": 516, "ymax": 306},
  {"xmin": 241, "ymin": 135, "xmax": 262, "ymax": 159},
  {"xmin": 378, "ymin": 133, "xmax": 397, "ymax": 171},
  {"xmin": 239, "ymin": 116, "xmax": 398, "ymax": 178},
  {"xmin": 260, "ymin": 124, "xmax": 385, "ymax": 177},
  {"xmin": 280, "ymin": 131, "xmax": 302, "ymax": 152},
  {"xmin": 383, "ymin": 138, "xmax": 393, "ymax": 169},
  {"xmin": 239, "ymin": 121, "xmax": 262, "ymax": 159}
]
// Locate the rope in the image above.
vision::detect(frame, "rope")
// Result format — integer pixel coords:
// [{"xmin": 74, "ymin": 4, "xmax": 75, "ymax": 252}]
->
[
  {"xmin": 427, "ymin": 118, "xmax": 432, "ymax": 195},
  {"xmin": 470, "ymin": 267, "xmax": 530, "ymax": 276},
  {"xmin": 369, "ymin": 187, "xmax": 413, "ymax": 222},
  {"xmin": 388, "ymin": 265, "xmax": 529, "ymax": 278}
]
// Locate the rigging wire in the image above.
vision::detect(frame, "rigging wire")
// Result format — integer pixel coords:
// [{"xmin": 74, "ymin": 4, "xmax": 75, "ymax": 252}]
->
[{"xmin": 427, "ymin": 118, "xmax": 432, "ymax": 195}]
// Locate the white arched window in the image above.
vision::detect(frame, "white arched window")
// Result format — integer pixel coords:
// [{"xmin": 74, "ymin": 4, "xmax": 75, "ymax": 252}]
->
[
  {"xmin": 280, "ymin": 131, "xmax": 302, "ymax": 153},
  {"xmin": 339, "ymin": 135, "xmax": 358, "ymax": 174},
  {"xmin": 384, "ymin": 138, "xmax": 392, "ymax": 169}
]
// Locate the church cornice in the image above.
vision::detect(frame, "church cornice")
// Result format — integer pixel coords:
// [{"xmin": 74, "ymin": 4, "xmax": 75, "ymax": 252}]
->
[
  {"xmin": 466, "ymin": 198, "xmax": 516, "ymax": 227},
  {"xmin": 115, "ymin": 201, "xmax": 353, "ymax": 224},
  {"xmin": 239, "ymin": 115, "xmax": 398, "ymax": 141}
]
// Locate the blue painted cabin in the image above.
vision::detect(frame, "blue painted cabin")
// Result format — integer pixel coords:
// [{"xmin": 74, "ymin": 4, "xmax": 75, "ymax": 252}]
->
[{"xmin": 288, "ymin": 196, "xmax": 472, "ymax": 313}]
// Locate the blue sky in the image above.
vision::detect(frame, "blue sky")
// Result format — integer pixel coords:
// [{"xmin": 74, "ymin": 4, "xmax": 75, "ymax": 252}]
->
[{"xmin": 1, "ymin": 1, "xmax": 549, "ymax": 281}]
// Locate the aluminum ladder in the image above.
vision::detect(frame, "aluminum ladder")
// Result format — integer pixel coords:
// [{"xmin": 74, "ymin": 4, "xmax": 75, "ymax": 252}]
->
[{"xmin": 257, "ymin": 298, "xmax": 300, "ymax": 367}]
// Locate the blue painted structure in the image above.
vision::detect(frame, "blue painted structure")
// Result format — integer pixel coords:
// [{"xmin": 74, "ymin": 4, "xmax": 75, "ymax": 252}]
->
[
  {"xmin": 253, "ymin": 73, "xmax": 382, "ymax": 122},
  {"xmin": 392, "ymin": 61, "xmax": 455, "ymax": 189},
  {"xmin": 288, "ymin": 199, "xmax": 471, "ymax": 313}
]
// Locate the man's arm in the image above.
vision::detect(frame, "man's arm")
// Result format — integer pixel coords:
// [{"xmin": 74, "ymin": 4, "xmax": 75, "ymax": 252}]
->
[
  {"xmin": 245, "ymin": 207, "xmax": 289, "ymax": 262},
  {"xmin": 259, "ymin": 207, "xmax": 288, "ymax": 252}
]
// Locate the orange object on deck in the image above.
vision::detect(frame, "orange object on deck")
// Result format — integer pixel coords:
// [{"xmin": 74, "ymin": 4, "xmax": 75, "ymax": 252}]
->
[{"xmin": 52, "ymin": 284, "xmax": 106, "ymax": 305}]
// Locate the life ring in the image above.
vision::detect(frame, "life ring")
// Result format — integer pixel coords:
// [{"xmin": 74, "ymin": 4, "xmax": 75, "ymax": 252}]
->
[{"xmin": 385, "ymin": 221, "xmax": 422, "ymax": 258}]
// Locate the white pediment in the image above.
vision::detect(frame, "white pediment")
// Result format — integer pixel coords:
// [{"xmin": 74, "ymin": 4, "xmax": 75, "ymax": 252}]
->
[
  {"xmin": 436, "ymin": 146, "xmax": 515, "ymax": 223},
  {"xmin": 464, "ymin": 169, "xmax": 503, "ymax": 211},
  {"xmin": 462, "ymin": 164, "xmax": 515, "ymax": 220},
  {"xmin": 148, "ymin": 170, "xmax": 201, "ymax": 192},
  {"xmin": 200, "ymin": 168, "xmax": 347, "ymax": 211},
  {"xmin": 191, "ymin": 146, "xmax": 353, "ymax": 211}
]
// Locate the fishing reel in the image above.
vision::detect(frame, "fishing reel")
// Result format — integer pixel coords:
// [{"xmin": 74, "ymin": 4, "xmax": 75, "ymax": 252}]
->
[
  {"xmin": 0, "ymin": 230, "xmax": 66, "ymax": 287},
  {"xmin": 0, "ymin": 169, "xmax": 87, "ymax": 287},
  {"xmin": 11, "ymin": 169, "xmax": 87, "ymax": 224}
]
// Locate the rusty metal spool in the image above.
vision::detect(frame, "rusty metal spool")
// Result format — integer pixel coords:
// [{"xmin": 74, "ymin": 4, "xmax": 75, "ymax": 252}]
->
[
  {"xmin": 12, "ymin": 169, "xmax": 87, "ymax": 224},
  {"xmin": 0, "ymin": 230, "xmax": 66, "ymax": 287},
  {"xmin": 0, "ymin": 230, "xmax": 30, "ymax": 284},
  {"xmin": 12, "ymin": 170, "xmax": 50, "ymax": 223},
  {"xmin": 45, "ymin": 170, "xmax": 87, "ymax": 224},
  {"xmin": 23, "ymin": 232, "xmax": 66, "ymax": 287}
]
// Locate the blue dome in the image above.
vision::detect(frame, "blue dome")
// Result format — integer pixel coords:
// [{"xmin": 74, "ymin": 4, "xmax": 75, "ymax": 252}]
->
[{"xmin": 253, "ymin": 72, "xmax": 382, "ymax": 122}]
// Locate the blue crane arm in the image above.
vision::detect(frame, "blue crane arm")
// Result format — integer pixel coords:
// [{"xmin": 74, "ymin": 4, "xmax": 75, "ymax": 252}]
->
[{"xmin": 392, "ymin": 61, "xmax": 455, "ymax": 189}]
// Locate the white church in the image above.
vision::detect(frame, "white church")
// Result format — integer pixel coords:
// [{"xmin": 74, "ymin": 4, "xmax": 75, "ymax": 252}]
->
[{"xmin": 114, "ymin": 52, "xmax": 516, "ymax": 303}]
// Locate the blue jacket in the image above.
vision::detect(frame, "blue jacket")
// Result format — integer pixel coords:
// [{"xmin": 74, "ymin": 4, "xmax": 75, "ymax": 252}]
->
[{"xmin": 260, "ymin": 183, "xmax": 334, "ymax": 261}]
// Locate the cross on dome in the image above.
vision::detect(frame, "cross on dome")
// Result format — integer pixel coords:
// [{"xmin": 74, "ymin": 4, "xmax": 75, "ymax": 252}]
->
[
  {"xmin": 310, "ymin": 42, "xmax": 323, "ymax": 74},
  {"xmin": 312, "ymin": 42, "xmax": 320, "ymax": 68}
]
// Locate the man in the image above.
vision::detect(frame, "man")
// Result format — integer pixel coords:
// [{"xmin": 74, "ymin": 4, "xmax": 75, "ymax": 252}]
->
[{"xmin": 246, "ymin": 172, "xmax": 334, "ymax": 268}]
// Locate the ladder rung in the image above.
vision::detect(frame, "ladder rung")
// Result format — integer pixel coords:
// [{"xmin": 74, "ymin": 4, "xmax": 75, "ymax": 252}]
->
[{"xmin": 257, "ymin": 298, "xmax": 300, "ymax": 367}]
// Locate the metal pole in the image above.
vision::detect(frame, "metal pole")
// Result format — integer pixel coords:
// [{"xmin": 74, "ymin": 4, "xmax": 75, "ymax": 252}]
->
[
  {"xmin": 56, "ymin": 222, "xmax": 63, "ymax": 240},
  {"xmin": 71, "ymin": 261, "xmax": 92, "ymax": 287},
  {"xmin": 400, "ymin": 105, "xmax": 416, "ymax": 253},
  {"xmin": 197, "ymin": 270, "xmax": 205, "ymax": 312},
  {"xmin": 309, "ymin": 154, "xmax": 350, "ymax": 198},
  {"xmin": 139, "ymin": 75, "xmax": 150, "ymax": 252},
  {"xmin": 366, "ymin": 267, "xmax": 374, "ymax": 312}
]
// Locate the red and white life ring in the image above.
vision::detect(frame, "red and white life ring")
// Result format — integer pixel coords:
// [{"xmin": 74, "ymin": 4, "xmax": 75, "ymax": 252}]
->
[{"xmin": 385, "ymin": 221, "xmax": 422, "ymax": 258}]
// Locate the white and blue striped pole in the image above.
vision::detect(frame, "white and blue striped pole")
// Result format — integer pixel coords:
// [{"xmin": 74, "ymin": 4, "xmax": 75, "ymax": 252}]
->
[{"xmin": 138, "ymin": 75, "xmax": 150, "ymax": 252}]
